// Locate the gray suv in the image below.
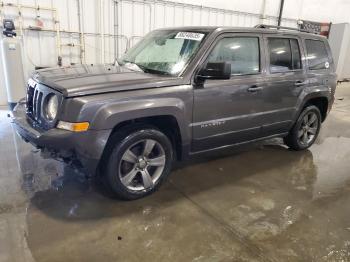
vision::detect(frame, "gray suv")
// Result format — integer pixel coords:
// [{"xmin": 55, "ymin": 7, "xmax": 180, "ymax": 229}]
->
[{"xmin": 13, "ymin": 25, "xmax": 336, "ymax": 199}]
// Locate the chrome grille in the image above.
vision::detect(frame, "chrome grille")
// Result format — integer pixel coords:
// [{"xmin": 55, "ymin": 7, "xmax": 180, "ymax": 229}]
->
[
  {"xmin": 26, "ymin": 84, "xmax": 43, "ymax": 121},
  {"xmin": 26, "ymin": 84, "xmax": 35, "ymax": 115},
  {"xmin": 25, "ymin": 79, "xmax": 62, "ymax": 130}
]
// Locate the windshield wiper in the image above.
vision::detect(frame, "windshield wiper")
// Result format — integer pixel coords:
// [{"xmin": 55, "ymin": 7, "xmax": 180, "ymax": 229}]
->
[
  {"xmin": 119, "ymin": 59, "xmax": 171, "ymax": 75},
  {"xmin": 120, "ymin": 60, "xmax": 144, "ymax": 72},
  {"xmin": 136, "ymin": 64, "xmax": 171, "ymax": 75}
]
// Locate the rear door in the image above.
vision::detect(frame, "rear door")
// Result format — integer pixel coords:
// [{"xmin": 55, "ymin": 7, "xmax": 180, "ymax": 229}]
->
[
  {"xmin": 261, "ymin": 35, "xmax": 307, "ymax": 136},
  {"xmin": 191, "ymin": 33, "xmax": 268, "ymax": 152}
]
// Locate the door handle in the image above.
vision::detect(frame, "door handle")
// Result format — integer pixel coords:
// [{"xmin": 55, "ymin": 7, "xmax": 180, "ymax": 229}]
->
[
  {"xmin": 247, "ymin": 85, "xmax": 263, "ymax": 92},
  {"xmin": 294, "ymin": 80, "xmax": 307, "ymax": 86}
]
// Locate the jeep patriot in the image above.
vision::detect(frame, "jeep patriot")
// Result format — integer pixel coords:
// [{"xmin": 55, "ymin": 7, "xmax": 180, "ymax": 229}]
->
[{"xmin": 13, "ymin": 25, "xmax": 336, "ymax": 199}]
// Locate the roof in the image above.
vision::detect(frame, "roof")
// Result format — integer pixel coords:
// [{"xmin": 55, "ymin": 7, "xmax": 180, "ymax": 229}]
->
[{"xmin": 156, "ymin": 26, "xmax": 326, "ymax": 39}]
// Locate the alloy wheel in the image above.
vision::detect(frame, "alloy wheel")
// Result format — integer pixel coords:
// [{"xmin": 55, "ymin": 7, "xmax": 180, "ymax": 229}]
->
[
  {"xmin": 118, "ymin": 139, "xmax": 166, "ymax": 191},
  {"xmin": 298, "ymin": 111, "xmax": 319, "ymax": 146}
]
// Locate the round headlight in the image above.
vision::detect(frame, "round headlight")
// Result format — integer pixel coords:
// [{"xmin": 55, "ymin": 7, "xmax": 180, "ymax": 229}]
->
[{"xmin": 46, "ymin": 94, "xmax": 58, "ymax": 120}]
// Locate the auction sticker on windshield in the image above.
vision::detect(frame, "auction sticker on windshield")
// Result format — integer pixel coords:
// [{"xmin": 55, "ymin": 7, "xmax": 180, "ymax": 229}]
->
[{"xmin": 175, "ymin": 32, "xmax": 205, "ymax": 41}]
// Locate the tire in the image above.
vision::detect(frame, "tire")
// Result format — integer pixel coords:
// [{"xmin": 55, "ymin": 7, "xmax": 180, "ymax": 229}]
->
[
  {"xmin": 284, "ymin": 105, "xmax": 322, "ymax": 151},
  {"xmin": 101, "ymin": 125, "xmax": 173, "ymax": 200}
]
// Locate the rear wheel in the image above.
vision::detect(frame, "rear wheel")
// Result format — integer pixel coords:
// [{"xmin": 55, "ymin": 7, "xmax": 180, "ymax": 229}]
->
[
  {"xmin": 284, "ymin": 105, "xmax": 322, "ymax": 151},
  {"xmin": 102, "ymin": 126, "xmax": 173, "ymax": 200}
]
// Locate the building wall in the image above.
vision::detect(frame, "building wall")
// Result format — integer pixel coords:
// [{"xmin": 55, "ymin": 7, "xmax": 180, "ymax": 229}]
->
[
  {"xmin": 0, "ymin": 0, "xmax": 348, "ymax": 105},
  {"xmin": 189, "ymin": 0, "xmax": 350, "ymax": 24}
]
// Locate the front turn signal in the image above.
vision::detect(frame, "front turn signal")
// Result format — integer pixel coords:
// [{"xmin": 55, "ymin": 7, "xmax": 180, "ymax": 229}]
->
[{"xmin": 57, "ymin": 121, "xmax": 90, "ymax": 132}]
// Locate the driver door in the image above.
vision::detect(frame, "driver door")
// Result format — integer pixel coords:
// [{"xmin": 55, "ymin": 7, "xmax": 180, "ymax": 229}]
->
[{"xmin": 192, "ymin": 33, "xmax": 268, "ymax": 152}]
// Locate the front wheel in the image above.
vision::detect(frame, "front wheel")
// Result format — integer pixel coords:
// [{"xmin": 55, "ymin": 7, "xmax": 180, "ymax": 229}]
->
[
  {"xmin": 284, "ymin": 105, "xmax": 322, "ymax": 151},
  {"xmin": 102, "ymin": 127, "xmax": 173, "ymax": 200}
]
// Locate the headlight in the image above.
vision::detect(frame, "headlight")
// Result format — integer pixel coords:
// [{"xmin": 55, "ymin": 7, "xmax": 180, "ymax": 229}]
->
[{"xmin": 45, "ymin": 94, "xmax": 58, "ymax": 120}]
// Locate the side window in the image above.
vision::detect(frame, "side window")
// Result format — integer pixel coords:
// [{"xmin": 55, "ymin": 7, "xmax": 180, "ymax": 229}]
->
[
  {"xmin": 207, "ymin": 37, "xmax": 260, "ymax": 75},
  {"xmin": 290, "ymin": 39, "xmax": 302, "ymax": 70},
  {"xmin": 268, "ymin": 38, "xmax": 302, "ymax": 73},
  {"xmin": 305, "ymin": 39, "xmax": 330, "ymax": 70}
]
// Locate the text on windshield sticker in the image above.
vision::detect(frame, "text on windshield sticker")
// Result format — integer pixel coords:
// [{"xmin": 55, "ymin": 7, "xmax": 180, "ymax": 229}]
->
[{"xmin": 175, "ymin": 32, "xmax": 205, "ymax": 41}]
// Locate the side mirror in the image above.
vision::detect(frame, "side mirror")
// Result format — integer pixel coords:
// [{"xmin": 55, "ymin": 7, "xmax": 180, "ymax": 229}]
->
[{"xmin": 197, "ymin": 62, "xmax": 231, "ymax": 81}]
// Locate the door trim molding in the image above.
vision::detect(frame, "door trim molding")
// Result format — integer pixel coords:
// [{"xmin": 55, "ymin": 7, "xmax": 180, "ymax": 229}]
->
[
  {"xmin": 190, "ymin": 132, "xmax": 289, "ymax": 155},
  {"xmin": 190, "ymin": 107, "xmax": 295, "ymax": 127}
]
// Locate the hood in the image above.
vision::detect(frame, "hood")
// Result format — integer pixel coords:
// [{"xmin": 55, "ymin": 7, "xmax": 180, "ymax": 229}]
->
[{"xmin": 33, "ymin": 64, "xmax": 183, "ymax": 97}]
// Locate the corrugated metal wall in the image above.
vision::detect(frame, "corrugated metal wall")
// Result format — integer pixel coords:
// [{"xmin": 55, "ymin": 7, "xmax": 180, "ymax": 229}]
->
[
  {"xmin": 1, "ymin": 0, "xmax": 298, "ymax": 67},
  {"xmin": 116, "ymin": 0, "xmax": 298, "ymax": 54},
  {"xmin": 0, "ymin": 0, "xmax": 298, "ymax": 105}
]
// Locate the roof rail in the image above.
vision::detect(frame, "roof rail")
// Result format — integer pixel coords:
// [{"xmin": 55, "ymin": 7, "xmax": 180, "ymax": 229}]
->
[{"xmin": 254, "ymin": 24, "xmax": 317, "ymax": 34}]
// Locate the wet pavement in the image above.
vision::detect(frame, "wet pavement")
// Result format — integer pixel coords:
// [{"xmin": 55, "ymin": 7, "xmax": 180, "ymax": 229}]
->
[{"xmin": 1, "ymin": 84, "xmax": 350, "ymax": 262}]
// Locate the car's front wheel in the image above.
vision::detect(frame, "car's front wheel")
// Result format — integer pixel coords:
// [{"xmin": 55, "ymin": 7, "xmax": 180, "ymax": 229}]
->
[
  {"xmin": 102, "ymin": 126, "xmax": 173, "ymax": 200},
  {"xmin": 284, "ymin": 105, "xmax": 322, "ymax": 150}
]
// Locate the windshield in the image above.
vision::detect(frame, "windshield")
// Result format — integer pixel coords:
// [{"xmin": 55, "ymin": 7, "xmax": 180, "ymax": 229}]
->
[{"xmin": 118, "ymin": 30, "xmax": 207, "ymax": 76}]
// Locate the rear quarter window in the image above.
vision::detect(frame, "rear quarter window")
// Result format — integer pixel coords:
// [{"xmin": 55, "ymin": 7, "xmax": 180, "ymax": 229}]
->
[{"xmin": 305, "ymin": 39, "xmax": 330, "ymax": 70}]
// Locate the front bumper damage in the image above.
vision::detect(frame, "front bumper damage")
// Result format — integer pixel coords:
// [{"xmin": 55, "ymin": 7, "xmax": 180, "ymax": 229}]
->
[{"xmin": 12, "ymin": 101, "xmax": 111, "ymax": 176}]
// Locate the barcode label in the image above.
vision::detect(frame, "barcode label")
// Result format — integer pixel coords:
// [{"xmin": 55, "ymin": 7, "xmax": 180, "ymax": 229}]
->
[{"xmin": 175, "ymin": 32, "xmax": 205, "ymax": 41}]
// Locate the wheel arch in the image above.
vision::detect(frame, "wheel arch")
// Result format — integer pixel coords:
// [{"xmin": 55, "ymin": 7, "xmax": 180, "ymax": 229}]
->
[
  {"xmin": 295, "ymin": 92, "xmax": 330, "ymax": 123},
  {"xmin": 111, "ymin": 115, "xmax": 183, "ymax": 160},
  {"xmin": 304, "ymin": 97, "xmax": 329, "ymax": 122}
]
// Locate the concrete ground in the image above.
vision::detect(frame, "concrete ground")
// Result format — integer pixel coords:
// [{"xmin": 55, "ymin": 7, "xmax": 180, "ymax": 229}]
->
[{"xmin": 1, "ymin": 84, "xmax": 350, "ymax": 262}]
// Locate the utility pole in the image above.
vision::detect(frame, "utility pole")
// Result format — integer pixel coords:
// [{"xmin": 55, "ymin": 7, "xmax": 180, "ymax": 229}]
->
[{"xmin": 277, "ymin": 0, "xmax": 285, "ymax": 26}]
